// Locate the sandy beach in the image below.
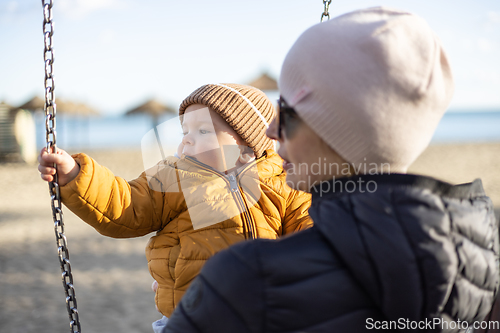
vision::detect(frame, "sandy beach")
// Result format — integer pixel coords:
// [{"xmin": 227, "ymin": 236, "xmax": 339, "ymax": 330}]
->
[{"xmin": 1, "ymin": 143, "xmax": 499, "ymax": 333}]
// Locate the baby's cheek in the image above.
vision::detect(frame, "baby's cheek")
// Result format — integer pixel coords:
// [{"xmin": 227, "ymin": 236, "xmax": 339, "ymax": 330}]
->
[
  {"xmin": 197, "ymin": 151, "xmax": 223, "ymax": 171},
  {"xmin": 199, "ymin": 136, "xmax": 221, "ymax": 153},
  {"xmin": 177, "ymin": 143, "xmax": 184, "ymax": 156}
]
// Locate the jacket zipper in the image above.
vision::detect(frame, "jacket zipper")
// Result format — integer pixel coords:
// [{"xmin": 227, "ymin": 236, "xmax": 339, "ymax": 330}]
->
[
  {"xmin": 184, "ymin": 156, "xmax": 259, "ymax": 240},
  {"xmin": 227, "ymin": 173, "xmax": 256, "ymax": 240}
]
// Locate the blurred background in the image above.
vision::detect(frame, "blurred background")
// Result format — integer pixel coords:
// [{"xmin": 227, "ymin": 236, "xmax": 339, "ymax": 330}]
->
[{"xmin": 0, "ymin": 0, "xmax": 499, "ymax": 332}]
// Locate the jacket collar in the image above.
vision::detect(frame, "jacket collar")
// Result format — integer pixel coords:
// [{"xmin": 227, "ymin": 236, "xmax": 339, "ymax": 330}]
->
[{"xmin": 177, "ymin": 149, "xmax": 284, "ymax": 181}]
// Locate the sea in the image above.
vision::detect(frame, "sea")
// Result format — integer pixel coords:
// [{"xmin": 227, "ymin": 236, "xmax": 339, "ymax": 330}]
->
[{"xmin": 33, "ymin": 110, "xmax": 500, "ymax": 152}]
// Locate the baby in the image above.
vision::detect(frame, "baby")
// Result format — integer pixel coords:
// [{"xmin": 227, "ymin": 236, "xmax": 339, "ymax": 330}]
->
[{"xmin": 38, "ymin": 83, "xmax": 312, "ymax": 331}]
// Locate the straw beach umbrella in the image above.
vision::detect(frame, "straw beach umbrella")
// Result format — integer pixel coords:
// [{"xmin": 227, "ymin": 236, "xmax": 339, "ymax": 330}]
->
[
  {"xmin": 125, "ymin": 99, "xmax": 176, "ymax": 128},
  {"xmin": 16, "ymin": 96, "xmax": 99, "ymax": 115},
  {"xmin": 16, "ymin": 96, "xmax": 99, "ymax": 149},
  {"xmin": 247, "ymin": 72, "xmax": 278, "ymax": 91},
  {"xmin": 56, "ymin": 99, "xmax": 99, "ymax": 115},
  {"xmin": 17, "ymin": 96, "xmax": 45, "ymax": 112}
]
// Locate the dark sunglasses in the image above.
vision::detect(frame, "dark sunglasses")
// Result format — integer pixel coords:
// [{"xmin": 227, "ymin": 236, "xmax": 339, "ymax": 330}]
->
[{"xmin": 277, "ymin": 97, "xmax": 299, "ymax": 139}]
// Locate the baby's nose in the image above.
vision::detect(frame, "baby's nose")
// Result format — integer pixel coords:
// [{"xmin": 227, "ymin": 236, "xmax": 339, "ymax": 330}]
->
[{"xmin": 182, "ymin": 133, "xmax": 194, "ymax": 145}]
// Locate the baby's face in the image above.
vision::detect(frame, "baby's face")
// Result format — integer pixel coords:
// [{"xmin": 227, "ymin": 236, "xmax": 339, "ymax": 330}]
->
[{"xmin": 181, "ymin": 104, "xmax": 250, "ymax": 172}]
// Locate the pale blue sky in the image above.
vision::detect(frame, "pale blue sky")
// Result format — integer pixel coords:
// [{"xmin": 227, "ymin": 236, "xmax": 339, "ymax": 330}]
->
[{"xmin": 1, "ymin": 0, "xmax": 499, "ymax": 115}]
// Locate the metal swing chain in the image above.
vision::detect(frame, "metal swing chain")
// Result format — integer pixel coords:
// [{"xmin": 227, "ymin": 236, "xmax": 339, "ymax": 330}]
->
[
  {"xmin": 321, "ymin": 0, "xmax": 332, "ymax": 22},
  {"xmin": 42, "ymin": 1, "xmax": 82, "ymax": 332}
]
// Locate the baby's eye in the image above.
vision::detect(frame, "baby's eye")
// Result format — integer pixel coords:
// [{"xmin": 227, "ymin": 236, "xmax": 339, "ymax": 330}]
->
[{"xmin": 199, "ymin": 129, "xmax": 210, "ymax": 135}]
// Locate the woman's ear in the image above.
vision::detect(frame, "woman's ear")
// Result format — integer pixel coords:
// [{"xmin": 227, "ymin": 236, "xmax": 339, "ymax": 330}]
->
[{"xmin": 238, "ymin": 146, "xmax": 255, "ymax": 165}]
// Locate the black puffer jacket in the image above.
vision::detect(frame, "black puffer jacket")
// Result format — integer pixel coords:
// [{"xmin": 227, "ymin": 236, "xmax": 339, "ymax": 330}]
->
[{"xmin": 165, "ymin": 174, "xmax": 499, "ymax": 333}]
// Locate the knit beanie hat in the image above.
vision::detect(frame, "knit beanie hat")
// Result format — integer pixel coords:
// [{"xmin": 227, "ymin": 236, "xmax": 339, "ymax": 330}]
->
[
  {"xmin": 279, "ymin": 7, "xmax": 455, "ymax": 173},
  {"xmin": 179, "ymin": 83, "xmax": 275, "ymax": 158}
]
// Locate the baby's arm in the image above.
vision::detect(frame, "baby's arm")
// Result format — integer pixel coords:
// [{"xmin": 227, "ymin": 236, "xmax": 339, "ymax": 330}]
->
[{"xmin": 38, "ymin": 148, "xmax": 170, "ymax": 238}]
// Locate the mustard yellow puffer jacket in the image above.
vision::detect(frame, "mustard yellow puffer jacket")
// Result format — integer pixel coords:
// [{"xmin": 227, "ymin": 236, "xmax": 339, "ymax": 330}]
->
[{"xmin": 60, "ymin": 149, "xmax": 312, "ymax": 317}]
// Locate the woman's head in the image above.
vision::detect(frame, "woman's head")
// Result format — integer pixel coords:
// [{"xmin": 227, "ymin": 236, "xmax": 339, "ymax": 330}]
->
[
  {"xmin": 271, "ymin": 7, "xmax": 454, "ymax": 190},
  {"xmin": 267, "ymin": 97, "xmax": 352, "ymax": 192}
]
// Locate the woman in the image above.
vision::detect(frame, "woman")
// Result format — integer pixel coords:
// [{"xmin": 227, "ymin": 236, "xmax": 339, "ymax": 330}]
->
[{"xmin": 164, "ymin": 7, "xmax": 499, "ymax": 332}]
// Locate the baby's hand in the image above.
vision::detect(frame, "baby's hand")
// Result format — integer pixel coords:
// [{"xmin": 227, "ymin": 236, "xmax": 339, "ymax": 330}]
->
[{"xmin": 38, "ymin": 147, "xmax": 80, "ymax": 186}]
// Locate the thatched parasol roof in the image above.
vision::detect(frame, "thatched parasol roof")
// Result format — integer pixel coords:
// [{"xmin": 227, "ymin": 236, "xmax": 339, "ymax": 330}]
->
[
  {"xmin": 247, "ymin": 72, "xmax": 278, "ymax": 91},
  {"xmin": 125, "ymin": 99, "xmax": 176, "ymax": 117},
  {"xmin": 56, "ymin": 99, "xmax": 99, "ymax": 115},
  {"xmin": 17, "ymin": 96, "xmax": 45, "ymax": 111},
  {"xmin": 15, "ymin": 96, "xmax": 98, "ymax": 115}
]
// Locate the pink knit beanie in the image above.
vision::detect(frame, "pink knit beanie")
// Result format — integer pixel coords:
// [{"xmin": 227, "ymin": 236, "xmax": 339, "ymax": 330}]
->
[{"xmin": 279, "ymin": 7, "xmax": 455, "ymax": 173}]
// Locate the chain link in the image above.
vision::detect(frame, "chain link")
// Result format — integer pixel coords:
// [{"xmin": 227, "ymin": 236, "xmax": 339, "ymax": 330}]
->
[
  {"xmin": 42, "ymin": 1, "xmax": 82, "ymax": 332},
  {"xmin": 321, "ymin": 0, "xmax": 332, "ymax": 22}
]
